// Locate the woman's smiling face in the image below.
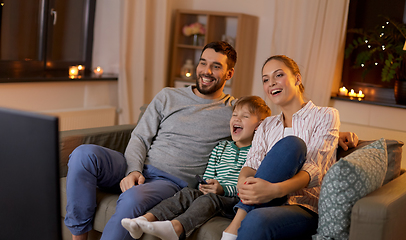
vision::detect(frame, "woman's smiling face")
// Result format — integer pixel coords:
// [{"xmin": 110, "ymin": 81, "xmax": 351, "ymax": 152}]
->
[{"xmin": 262, "ymin": 59, "xmax": 300, "ymax": 107}]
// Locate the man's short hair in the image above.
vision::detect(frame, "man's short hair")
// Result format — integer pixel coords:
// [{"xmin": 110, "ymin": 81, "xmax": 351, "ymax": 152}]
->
[{"xmin": 201, "ymin": 41, "xmax": 237, "ymax": 70}]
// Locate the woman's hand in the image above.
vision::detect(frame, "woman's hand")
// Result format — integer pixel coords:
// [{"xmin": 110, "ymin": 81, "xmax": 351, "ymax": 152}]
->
[
  {"xmin": 237, "ymin": 177, "xmax": 281, "ymax": 205},
  {"xmin": 199, "ymin": 179, "xmax": 225, "ymax": 195},
  {"xmin": 120, "ymin": 171, "xmax": 145, "ymax": 193},
  {"xmin": 238, "ymin": 171, "xmax": 310, "ymax": 205}
]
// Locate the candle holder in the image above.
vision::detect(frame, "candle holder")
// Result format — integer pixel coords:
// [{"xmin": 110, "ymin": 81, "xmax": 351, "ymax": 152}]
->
[
  {"xmin": 181, "ymin": 59, "xmax": 194, "ymax": 79},
  {"xmin": 356, "ymin": 90, "xmax": 365, "ymax": 100},
  {"xmin": 348, "ymin": 89, "xmax": 357, "ymax": 97},
  {"xmin": 69, "ymin": 66, "xmax": 79, "ymax": 78},
  {"xmin": 93, "ymin": 66, "xmax": 104, "ymax": 77},
  {"xmin": 338, "ymin": 86, "xmax": 348, "ymax": 96}
]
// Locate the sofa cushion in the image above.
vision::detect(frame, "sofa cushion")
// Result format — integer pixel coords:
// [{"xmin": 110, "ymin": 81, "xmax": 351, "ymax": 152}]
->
[
  {"xmin": 336, "ymin": 139, "xmax": 403, "ymax": 185},
  {"xmin": 313, "ymin": 138, "xmax": 388, "ymax": 240}
]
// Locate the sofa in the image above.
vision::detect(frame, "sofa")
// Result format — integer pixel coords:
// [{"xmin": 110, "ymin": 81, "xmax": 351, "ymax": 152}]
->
[{"xmin": 60, "ymin": 123, "xmax": 406, "ymax": 240}]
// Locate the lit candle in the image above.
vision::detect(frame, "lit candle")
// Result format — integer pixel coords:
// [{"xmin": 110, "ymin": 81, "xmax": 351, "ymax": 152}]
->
[
  {"xmin": 93, "ymin": 66, "xmax": 104, "ymax": 77},
  {"xmin": 69, "ymin": 66, "xmax": 79, "ymax": 77},
  {"xmin": 339, "ymin": 86, "xmax": 348, "ymax": 96},
  {"xmin": 77, "ymin": 65, "xmax": 85, "ymax": 75},
  {"xmin": 348, "ymin": 89, "xmax": 357, "ymax": 97},
  {"xmin": 356, "ymin": 90, "xmax": 365, "ymax": 98}
]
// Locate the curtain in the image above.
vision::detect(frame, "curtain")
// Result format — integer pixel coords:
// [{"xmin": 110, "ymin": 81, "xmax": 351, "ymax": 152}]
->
[
  {"xmin": 118, "ymin": 0, "xmax": 170, "ymax": 124},
  {"xmin": 254, "ymin": 0, "xmax": 349, "ymax": 114}
]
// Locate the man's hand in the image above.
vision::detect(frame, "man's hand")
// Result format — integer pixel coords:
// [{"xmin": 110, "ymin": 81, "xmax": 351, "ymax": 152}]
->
[
  {"xmin": 338, "ymin": 132, "xmax": 359, "ymax": 151},
  {"xmin": 199, "ymin": 179, "xmax": 224, "ymax": 195},
  {"xmin": 120, "ymin": 171, "xmax": 145, "ymax": 193}
]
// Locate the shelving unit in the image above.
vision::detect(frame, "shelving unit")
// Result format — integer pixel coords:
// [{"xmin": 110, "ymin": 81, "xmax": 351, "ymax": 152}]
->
[{"xmin": 169, "ymin": 9, "xmax": 258, "ymax": 98}]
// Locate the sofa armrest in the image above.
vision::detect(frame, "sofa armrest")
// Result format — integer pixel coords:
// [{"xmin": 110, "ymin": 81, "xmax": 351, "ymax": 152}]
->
[
  {"xmin": 59, "ymin": 124, "xmax": 136, "ymax": 177},
  {"xmin": 349, "ymin": 172, "xmax": 406, "ymax": 240}
]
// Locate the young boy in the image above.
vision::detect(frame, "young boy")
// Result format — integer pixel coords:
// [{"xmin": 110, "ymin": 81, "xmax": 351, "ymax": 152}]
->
[{"xmin": 121, "ymin": 96, "xmax": 271, "ymax": 240}]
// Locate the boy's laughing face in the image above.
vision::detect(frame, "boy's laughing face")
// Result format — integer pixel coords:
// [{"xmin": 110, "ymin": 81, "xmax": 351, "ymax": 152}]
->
[{"xmin": 230, "ymin": 104, "xmax": 261, "ymax": 148}]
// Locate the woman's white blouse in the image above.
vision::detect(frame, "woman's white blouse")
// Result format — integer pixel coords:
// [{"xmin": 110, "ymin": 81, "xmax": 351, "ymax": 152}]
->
[{"xmin": 244, "ymin": 101, "xmax": 340, "ymax": 213}]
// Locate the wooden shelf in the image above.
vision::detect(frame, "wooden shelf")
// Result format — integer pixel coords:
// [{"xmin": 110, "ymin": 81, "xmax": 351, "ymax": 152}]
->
[{"xmin": 168, "ymin": 9, "xmax": 258, "ymax": 98}]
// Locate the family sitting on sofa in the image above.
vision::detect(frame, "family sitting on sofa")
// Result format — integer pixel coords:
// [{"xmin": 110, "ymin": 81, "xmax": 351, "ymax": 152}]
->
[{"xmin": 64, "ymin": 41, "xmax": 358, "ymax": 240}]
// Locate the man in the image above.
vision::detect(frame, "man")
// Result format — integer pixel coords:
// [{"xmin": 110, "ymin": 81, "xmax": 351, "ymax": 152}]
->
[
  {"xmin": 64, "ymin": 41, "xmax": 358, "ymax": 240},
  {"xmin": 65, "ymin": 41, "xmax": 238, "ymax": 240}
]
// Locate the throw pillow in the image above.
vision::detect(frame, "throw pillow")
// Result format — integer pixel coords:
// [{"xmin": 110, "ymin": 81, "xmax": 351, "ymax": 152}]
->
[
  {"xmin": 312, "ymin": 138, "xmax": 388, "ymax": 240},
  {"xmin": 336, "ymin": 139, "xmax": 403, "ymax": 185}
]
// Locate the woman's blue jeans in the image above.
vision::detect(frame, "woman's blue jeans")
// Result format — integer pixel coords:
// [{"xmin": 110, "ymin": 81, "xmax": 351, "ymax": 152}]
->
[{"xmin": 235, "ymin": 136, "xmax": 318, "ymax": 239}]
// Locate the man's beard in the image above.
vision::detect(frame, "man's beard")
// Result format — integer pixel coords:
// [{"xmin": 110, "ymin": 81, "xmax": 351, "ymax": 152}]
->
[{"xmin": 195, "ymin": 74, "xmax": 226, "ymax": 95}]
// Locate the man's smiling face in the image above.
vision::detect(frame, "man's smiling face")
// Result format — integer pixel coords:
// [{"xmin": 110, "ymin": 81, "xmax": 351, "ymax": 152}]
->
[{"xmin": 195, "ymin": 48, "xmax": 233, "ymax": 98}]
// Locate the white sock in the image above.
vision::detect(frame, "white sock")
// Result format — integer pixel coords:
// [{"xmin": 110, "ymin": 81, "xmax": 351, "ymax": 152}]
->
[
  {"xmin": 137, "ymin": 220, "xmax": 178, "ymax": 240},
  {"xmin": 221, "ymin": 231, "xmax": 238, "ymax": 240},
  {"xmin": 121, "ymin": 216, "xmax": 147, "ymax": 239}
]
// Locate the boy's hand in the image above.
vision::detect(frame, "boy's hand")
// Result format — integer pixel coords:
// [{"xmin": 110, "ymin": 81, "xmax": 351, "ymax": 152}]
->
[{"xmin": 199, "ymin": 179, "xmax": 225, "ymax": 195}]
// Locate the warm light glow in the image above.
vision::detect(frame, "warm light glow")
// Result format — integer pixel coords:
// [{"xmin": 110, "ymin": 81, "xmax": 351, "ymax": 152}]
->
[
  {"xmin": 375, "ymin": 62, "xmax": 378, "ymax": 65},
  {"xmin": 348, "ymin": 89, "xmax": 357, "ymax": 97},
  {"xmin": 69, "ymin": 66, "xmax": 78, "ymax": 76},
  {"xmin": 382, "ymin": 45, "xmax": 386, "ymax": 50},
  {"xmin": 361, "ymin": 63, "xmax": 365, "ymax": 67},
  {"xmin": 339, "ymin": 86, "xmax": 348, "ymax": 96},
  {"xmin": 185, "ymin": 72, "xmax": 191, "ymax": 78},
  {"xmin": 365, "ymin": 39, "xmax": 368, "ymax": 43},
  {"xmin": 356, "ymin": 90, "xmax": 365, "ymax": 98},
  {"xmin": 356, "ymin": 90, "xmax": 365, "ymax": 100},
  {"xmin": 78, "ymin": 65, "xmax": 83, "ymax": 70},
  {"xmin": 368, "ymin": 45, "xmax": 371, "ymax": 48},
  {"xmin": 93, "ymin": 66, "xmax": 104, "ymax": 77}
]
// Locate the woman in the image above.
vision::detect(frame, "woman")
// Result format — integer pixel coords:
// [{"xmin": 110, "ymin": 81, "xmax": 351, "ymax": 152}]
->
[{"xmin": 221, "ymin": 55, "xmax": 340, "ymax": 240}]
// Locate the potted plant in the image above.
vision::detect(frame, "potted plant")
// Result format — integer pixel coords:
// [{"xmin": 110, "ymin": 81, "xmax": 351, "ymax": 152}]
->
[{"xmin": 345, "ymin": 15, "xmax": 406, "ymax": 104}]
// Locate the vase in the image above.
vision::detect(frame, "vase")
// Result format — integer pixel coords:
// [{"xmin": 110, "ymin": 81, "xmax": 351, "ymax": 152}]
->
[
  {"xmin": 192, "ymin": 34, "xmax": 198, "ymax": 46},
  {"xmin": 394, "ymin": 79, "xmax": 406, "ymax": 105},
  {"xmin": 191, "ymin": 34, "xmax": 204, "ymax": 46}
]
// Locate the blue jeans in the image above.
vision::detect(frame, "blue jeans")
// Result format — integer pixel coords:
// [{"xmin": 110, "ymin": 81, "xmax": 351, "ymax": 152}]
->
[
  {"xmin": 64, "ymin": 144, "xmax": 187, "ymax": 239},
  {"xmin": 235, "ymin": 136, "xmax": 318, "ymax": 239},
  {"xmin": 237, "ymin": 205, "xmax": 318, "ymax": 240}
]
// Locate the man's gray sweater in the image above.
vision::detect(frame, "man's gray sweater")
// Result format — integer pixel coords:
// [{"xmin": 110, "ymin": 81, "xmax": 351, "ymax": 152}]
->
[{"xmin": 124, "ymin": 86, "xmax": 234, "ymax": 188}]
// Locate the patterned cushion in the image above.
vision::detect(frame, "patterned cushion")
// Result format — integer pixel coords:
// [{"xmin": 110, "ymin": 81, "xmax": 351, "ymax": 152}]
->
[{"xmin": 313, "ymin": 138, "xmax": 388, "ymax": 240}]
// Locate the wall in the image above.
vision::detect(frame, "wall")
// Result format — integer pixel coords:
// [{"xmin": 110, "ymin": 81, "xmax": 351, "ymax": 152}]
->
[
  {"xmin": 330, "ymin": 99, "xmax": 406, "ymax": 168},
  {"xmin": 0, "ymin": 81, "xmax": 118, "ymax": 113}
]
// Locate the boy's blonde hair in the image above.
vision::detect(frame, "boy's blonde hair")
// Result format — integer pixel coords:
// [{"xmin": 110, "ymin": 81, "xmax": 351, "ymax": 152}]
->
[{"xmin": 233, "ymin": 96, "xmax": 271, "ymax": 120}]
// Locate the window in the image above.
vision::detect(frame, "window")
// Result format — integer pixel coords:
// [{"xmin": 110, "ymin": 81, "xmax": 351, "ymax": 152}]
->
[
  {"xmin": 0, "ymin": 0, "xmax": 95, "ymax": 78},
  {"xmin": 342, "ymin": 0, "xmax": 406, "ymax": 90}
]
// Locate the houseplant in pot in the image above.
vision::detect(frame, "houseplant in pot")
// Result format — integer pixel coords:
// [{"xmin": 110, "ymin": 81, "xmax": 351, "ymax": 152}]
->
[{"xmin": 345, "ymin": 16, "xmax": 406, "ymax": 104}]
